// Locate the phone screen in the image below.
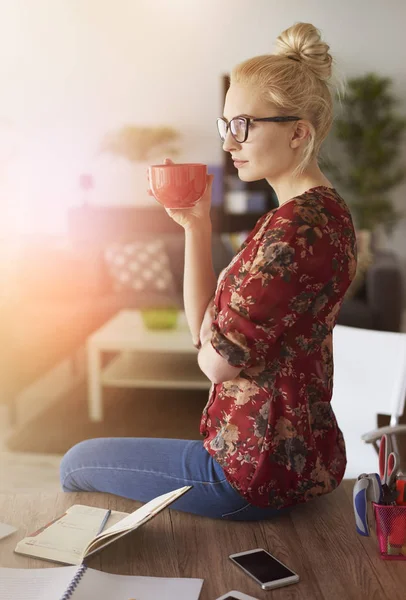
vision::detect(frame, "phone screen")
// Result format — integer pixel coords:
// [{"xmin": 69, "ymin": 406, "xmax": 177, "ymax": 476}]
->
[{"xmin": 231, "ymin": 549, "xmax": 295, "ymax": 584}]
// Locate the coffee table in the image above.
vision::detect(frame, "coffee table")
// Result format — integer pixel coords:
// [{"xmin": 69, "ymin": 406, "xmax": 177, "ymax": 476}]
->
[
  {"xmin": 1, "ymin": 482, "xmax": 406, "ymax": 599},
  {"xmin": 87, "ymin": 310, "xmax": 210, "ymax": 421}
]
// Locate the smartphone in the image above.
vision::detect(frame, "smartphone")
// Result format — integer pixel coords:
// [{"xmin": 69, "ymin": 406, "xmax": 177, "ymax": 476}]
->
[
  {"xmin": 229, "ymin": 548, "xmax": 299, "ymax": 591},
  {"xmin": 215, "ymin": 592, "xmax": 259, "ymax": 600}
]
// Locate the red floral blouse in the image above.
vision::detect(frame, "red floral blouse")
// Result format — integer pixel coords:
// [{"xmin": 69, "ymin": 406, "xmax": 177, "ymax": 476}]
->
[{"xmin": 200, "ymin": 187, "xmax": 357, "ymax": 509}]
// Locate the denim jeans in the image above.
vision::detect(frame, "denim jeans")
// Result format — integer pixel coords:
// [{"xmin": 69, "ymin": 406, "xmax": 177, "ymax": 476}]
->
[{"xmin": 60, "ymin": 438, "xmax": 291, "ymax": 521}]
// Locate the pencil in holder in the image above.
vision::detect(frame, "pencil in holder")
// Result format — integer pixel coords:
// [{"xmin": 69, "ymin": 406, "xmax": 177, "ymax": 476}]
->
[{"xmin": 372, "ymin": 503, "xmax": 406, "ymax": 560}]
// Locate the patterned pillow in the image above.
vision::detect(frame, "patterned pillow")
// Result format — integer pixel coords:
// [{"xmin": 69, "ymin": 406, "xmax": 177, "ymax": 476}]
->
[{"xmin": 104, "ymin": 239, "xmax": 176, "ymax": 294}]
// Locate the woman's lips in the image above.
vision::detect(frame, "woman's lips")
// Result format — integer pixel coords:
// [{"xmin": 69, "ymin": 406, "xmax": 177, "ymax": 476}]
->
[{"xmin": 233, "ymin": 160, "xmax": 248, "ymax": 168}]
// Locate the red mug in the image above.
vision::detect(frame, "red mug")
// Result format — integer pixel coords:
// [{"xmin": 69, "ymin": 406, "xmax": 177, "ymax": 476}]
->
[{"xmin": 148, "ymin": 163, "xmax": 207, "ymax": 209}]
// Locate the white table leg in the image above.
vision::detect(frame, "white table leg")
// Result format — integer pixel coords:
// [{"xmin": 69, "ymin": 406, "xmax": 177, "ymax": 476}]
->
[{"xmin": 87, "ymin": 343, "xmax": 103, "ymax": 422}]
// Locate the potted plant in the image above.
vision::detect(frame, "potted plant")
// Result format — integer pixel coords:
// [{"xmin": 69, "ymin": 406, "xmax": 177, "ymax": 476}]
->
[
  {"xmin": 322, "ymin": 73, "xmax": 406, "ymax": 237},
  {"xmin": 101, "ymin": 125, "xmax": 180, "ymax": 162},
  {"xmin": 100, "ymin": 125, "xmax": 181, "ymax": 203}
]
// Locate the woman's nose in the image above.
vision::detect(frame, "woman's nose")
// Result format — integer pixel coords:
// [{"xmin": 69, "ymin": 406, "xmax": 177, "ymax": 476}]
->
[{"xmin": 222, "ymin": 130, "xmax": 241, "ymax": 153}]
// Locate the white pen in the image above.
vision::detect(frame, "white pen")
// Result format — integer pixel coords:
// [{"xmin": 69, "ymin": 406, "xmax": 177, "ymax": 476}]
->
[{"xmin": 96, "ymin": 509, "xmax": 111, "ymax": 536}]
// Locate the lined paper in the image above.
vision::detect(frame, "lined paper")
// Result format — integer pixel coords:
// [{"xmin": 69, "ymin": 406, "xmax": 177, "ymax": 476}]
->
[
  {"xmin": 0, "ymin": 567, "xmax": 203, "ymax": 600},
  {"xmin": 0, "ymin": 566, "xmax": 78, "ymax": 600}
]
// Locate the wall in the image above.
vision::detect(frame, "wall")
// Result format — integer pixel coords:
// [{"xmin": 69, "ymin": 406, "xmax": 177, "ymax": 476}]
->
[{"xmin": 0, "ymin": 0, "xmax": 405, "ymax": 250}]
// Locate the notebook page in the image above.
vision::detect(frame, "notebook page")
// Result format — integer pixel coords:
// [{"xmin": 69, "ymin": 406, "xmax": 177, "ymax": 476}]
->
[
  {"xmin": 82, "ymin": 486, "xmax": 191, "ymax": 558},
  {"xmin": 0, "ymin": 566, "xmax": 78, "ymax": 600},
  {"xmin": 83, "ymin": 514, "xmax": 152, "ymax": 559},
  {"xmin": 87, "ymin": 486, "xmax": 191, "ymax": 540},
  {"xmin": 14, "ymin": 506, "xmax": 128, "ymax": 565},
  {"xmin": 0, "ymin": 567, "xmax": 203, "ymax": 600},
  {"xmin": 70, "ymin": 567, "xmax": 204, "ymax": 600}
]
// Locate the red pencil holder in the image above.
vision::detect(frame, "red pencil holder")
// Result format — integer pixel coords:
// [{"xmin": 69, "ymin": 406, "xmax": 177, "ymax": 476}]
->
[{"xmin": 372, "ymin": 503, "xmax": 406, "ymax": 560}]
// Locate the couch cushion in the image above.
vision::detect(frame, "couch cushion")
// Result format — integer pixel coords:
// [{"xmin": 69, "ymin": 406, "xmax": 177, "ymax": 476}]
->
[
  {"xmin": 162, "ymin": 233, "xmax": 235, "ymax": 295},
  {"xmin": 104, "ymin": 239, "xmax": 177, "ymax": 297}
]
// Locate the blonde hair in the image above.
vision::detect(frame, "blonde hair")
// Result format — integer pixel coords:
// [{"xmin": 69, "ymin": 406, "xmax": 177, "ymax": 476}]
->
[{"xmin": 230, "ymin": 23, "xmax": 336, "ymax": 176}]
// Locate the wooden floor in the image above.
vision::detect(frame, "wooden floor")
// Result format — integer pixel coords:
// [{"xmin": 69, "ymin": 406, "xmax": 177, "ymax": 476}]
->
[
  {"xmin": 1, "ymin": 482, "xmax": 406, "ymax": 600},
  {"xmin": 0, "ymin": 445, "xmax": 61, "ymax": 494},
  {"xmin": 0, "ymin": 352, "xmax": 75, "ymax": 493}
]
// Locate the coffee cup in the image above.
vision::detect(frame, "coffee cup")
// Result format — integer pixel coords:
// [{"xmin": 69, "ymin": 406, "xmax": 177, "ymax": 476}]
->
[{"xmin": 148, "ymin": 163, "xmax": 207, "ymax": 209}]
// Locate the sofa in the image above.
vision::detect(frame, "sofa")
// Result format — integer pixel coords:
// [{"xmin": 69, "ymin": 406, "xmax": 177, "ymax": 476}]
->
[
  {"xmin": 337, "ymin": 250, "xmax": 404, "ymax": 332},
  {"xmin": 0, "ymin": 205, "xmax": 231, "ymax": 424},
  {"xmin": 1, "ymin": 205, "xmax": 404, "ymax": 425}
]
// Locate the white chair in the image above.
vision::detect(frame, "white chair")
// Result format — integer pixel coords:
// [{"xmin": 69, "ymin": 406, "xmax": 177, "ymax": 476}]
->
[{"xmin": 331, "ymin": 324, "xmax": 406, "ymax": 479}]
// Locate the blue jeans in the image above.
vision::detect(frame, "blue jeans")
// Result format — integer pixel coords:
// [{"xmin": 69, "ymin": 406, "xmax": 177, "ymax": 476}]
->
[{"xmin": 60, "ymin": 438, "xmax": 290, "ymax": 521}]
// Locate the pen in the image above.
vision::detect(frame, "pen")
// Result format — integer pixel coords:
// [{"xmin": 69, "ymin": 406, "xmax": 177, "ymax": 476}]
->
[{"xmin": 96, "ymin": 509, "xmax": 111, "ymax": 536}]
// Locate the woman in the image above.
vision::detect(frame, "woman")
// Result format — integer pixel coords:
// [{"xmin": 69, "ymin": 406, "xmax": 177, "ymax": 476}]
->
[{"xmin": 60, "ymin": 22, "xmax": 356, "ymax": 520}]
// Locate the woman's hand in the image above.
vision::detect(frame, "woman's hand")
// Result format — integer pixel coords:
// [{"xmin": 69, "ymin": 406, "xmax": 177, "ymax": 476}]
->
[{"xmin": 147, "ymin": 158, "xmax": 214, "ymax": 230}]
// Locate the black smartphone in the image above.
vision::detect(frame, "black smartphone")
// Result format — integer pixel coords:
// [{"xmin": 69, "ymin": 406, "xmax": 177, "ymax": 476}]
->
[{"xmin": 229, "ymin": 547, "xmax": 299, "ymax": 591}]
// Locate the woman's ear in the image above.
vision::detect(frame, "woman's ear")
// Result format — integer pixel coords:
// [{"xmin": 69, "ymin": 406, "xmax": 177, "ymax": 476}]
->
[{"xmin": 290, "ymin": 121, "xmax": 311, "ymax": 149}]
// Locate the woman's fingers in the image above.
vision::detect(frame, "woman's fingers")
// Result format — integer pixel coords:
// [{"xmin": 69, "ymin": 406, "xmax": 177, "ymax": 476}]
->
[{"xmin": 164, "ymin": 157, "xmax": 174, "ymax": 165}]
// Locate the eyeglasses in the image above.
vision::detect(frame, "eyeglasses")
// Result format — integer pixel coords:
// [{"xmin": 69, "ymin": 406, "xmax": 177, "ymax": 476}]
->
[{"xmin": 216, "ymin": 115, "xmax": 301, "ymax": 144}]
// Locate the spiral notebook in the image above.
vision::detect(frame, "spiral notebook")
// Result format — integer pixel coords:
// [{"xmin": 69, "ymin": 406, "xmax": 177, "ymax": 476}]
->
[
  {"xmin": 14, "ymin": 486, "xmax": 192, "ymax": 565},
  {"xmin": 0, "ymin": 566, "xmax": 204, "ymax": 600}
]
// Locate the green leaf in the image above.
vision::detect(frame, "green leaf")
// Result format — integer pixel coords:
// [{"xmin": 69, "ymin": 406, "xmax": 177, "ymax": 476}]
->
[{"xmin": 327, "ymin": 72, "xmax": 406, "ymax": 233}]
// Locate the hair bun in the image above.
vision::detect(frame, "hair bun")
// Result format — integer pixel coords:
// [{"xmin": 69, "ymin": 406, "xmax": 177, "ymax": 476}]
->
[{"xmin": 274, "ymin": 22, "xmax": 332, "ymax": 82}]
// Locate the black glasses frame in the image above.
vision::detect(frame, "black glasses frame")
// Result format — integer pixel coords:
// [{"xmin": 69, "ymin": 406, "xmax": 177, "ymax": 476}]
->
[{"xmin": 217, "ymin": 115, "xmax": 302, "ymax": 143}]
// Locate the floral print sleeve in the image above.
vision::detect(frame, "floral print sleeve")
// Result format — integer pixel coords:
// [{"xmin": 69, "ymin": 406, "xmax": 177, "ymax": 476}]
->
[
  {"xmin": 211, "ymin": 194, "xmax": 353, "ymax": 371},
  {"xmin": 200, "ymin": 187, "xmax": 357, "ymax": 510},
  {"xmin": 211, "ymin": 209, "xmax": 329, "ymax": 370}
]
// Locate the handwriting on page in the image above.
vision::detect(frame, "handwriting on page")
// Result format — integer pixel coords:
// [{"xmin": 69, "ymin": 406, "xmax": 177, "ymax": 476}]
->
[{"xmin": 15, "ymin": 505, "xmax": 127, "ymax": 565}]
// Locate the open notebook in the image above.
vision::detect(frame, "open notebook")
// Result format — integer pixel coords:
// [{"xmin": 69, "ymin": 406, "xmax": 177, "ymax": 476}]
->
[
  {"xmin": 0, "ymin": 566, "xmax": 203, "ymax": 600},
  {"xmin": 14, "ymin": 486, "xmax": 191, "ymax": 565},
  {"xmin": 9, "ymin": 486, "xmax": 203, "ymax": 599}
]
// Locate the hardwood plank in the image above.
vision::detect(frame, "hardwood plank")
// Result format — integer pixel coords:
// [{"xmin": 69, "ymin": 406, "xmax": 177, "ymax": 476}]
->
[
  {"xmin": 0, "ymin": 492, "xmax": 63, "ymax": 569},
  {"xmin": 169, "ymin": 509, "xmax": 276, "ymax": 600},
  {"xmin": 258, "ymin": 508, "xmax": 325, "ymax": 599},
  {"xmin": 168, "ymin": 508, "xmax": 322, "ymax": 599},
  {"xmin": 2, "ymin": 486, "xmax": 406, "ymax": 600}
]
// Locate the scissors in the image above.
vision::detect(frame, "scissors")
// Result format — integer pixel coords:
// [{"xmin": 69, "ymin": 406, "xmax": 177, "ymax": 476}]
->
[{"xmin": 379, "ymin": 434, "xmax": 400, "ymax": 503}]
